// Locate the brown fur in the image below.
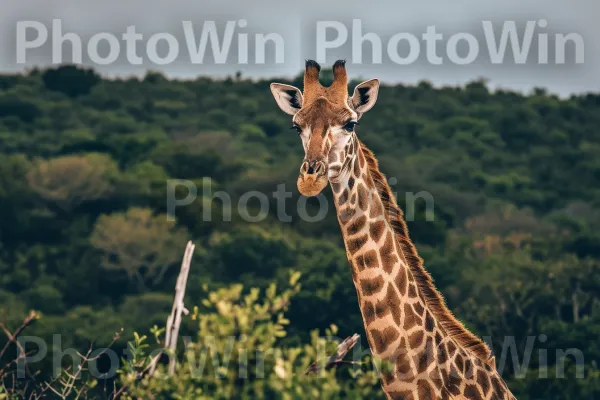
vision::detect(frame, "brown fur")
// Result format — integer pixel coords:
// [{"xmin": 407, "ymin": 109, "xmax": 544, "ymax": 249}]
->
[{"xmin": 359, "ymin": 140, "xmax": 494, "ymax": 366}]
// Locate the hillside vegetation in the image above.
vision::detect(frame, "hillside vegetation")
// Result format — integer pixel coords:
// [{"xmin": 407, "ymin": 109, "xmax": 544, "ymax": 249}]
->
[{"xmin": 0, "ymin": 65, "xmax": 599, "ymax": 399}]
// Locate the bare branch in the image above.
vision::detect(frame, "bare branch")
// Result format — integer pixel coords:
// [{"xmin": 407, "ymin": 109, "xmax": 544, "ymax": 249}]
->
[
  {"xmin": 0, "ymin": 311, "xmax": 39, "ymax": 361},
  {"xmin": 0, "ymin": 310, "xmax": 39, "ymax": 379},
  {"xmin": 115, "ymin": 241, "xmax": 195, "ymax": 398},
  {"xmin": 304, "ymin": 334, "xmax": 361, "ymax": 375}
]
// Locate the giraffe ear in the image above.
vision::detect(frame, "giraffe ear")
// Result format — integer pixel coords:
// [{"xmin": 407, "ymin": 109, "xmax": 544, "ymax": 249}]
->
[
  {"xmin": 350, "ymin": 79, "xmax": 379, "ymax": 118},
  {"xmin": 270, "ymin": 83, "xmax": 303, "ymax": 115}
]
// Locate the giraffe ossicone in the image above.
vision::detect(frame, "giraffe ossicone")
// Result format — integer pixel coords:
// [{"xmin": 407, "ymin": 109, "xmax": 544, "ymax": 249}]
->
[{"xmin": 270, "ymin": 60, "xmax": 516, "ymax": 400}]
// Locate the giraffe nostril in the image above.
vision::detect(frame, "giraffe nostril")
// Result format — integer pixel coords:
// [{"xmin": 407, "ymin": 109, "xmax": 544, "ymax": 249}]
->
[
  {"xmin": 303, "ymin": 160, "xmax": 326, "ymax": 176},
  {"xmin": 314, "ymin": 162, "xmax": 323, "ymax": 174},
  {"xmin": 300, "ymin": 162, "xmax": 309, "ymax": 174}
]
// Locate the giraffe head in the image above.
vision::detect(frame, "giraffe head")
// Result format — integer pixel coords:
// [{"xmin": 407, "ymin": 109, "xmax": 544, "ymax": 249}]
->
[{"xmin": 270, "ymin": 60, "xmax": 380, "ymax": 196}]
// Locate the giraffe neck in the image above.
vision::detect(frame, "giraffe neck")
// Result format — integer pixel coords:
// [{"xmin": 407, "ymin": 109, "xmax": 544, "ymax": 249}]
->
[{"xmin": 329, "ymin": 136, "xmax": 516, "ymax": 399}]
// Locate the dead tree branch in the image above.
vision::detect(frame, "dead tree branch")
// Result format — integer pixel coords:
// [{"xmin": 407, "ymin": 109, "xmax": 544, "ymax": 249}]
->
[
  {"xmin": 304, "ymin": 333, "xmax": 361, "ymax": 375},
  {"xmin": 0, "ymin": 310, "xmax": 39, "ymax": 378},
  {"xmin": 114, "ymin": 241, "xmax": 195, "ymax": 399},
  {"xmin": 165, "ymin": 240, "xmax": 195, "ymax": 375}
]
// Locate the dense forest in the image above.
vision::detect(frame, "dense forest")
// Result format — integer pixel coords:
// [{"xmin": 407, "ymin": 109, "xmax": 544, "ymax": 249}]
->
[{"xmin": 0, "ymin": 65, "xmax": 599, "ymax": 399}]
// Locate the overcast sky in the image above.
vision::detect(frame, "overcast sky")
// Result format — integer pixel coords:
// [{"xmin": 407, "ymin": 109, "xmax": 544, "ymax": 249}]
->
[{"xmin": 1, "ymin": 0, "xmax": 598, "ymax": 96}]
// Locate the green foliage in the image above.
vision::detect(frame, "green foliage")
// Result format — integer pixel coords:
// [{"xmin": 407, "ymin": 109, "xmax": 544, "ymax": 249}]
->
[{"xmin": 120, "ymin": 275, "xmax": 382, "ymax": 399}]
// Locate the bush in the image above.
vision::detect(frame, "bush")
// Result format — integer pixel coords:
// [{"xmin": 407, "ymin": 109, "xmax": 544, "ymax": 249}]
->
[
  {"xmin": 120, "ymin": 274, "xmax": 383, "ymax": 399},
  {"xmin": 41, "ymin": 65, "xmax": 100, "ymax": 97}
]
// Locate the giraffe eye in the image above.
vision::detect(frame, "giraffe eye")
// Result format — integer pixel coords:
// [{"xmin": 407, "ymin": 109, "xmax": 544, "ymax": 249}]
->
[
  {"xmin": 343, "ymin": 121, "xmax": 358, "ymax": 132},
  {"xmin": 291, "ymin": 125, "xmax": 302, "ymax": 135}
]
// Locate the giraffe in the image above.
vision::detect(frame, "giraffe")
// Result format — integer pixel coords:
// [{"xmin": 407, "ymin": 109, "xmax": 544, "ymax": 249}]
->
[{"xmin": 270, "ymin": 60, "xmax": 517, "ymax": 400}]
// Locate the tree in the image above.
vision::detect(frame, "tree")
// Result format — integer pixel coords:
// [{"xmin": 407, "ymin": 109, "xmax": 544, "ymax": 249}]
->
[
  {"xmin": 90, "ymin": 207, "xmax": 190, "ymax": 289},
  {"xmin": 205, "ymin": 226, "xmax": 295, "ymax": 283},
  {"xmin": 0, "ymin": 95, "xmax": 41, "ymax": 122},
  {"xmin": 41, "ymin": 65, "xmax": 100, "ymax": 97},
  {"xmin": 26, "ymin": 153, "xmax": 119, "ymax": 211}
]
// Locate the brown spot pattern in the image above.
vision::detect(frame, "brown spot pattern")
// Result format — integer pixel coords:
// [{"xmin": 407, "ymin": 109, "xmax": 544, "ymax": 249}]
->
[
  {"xmin": 347, "ymin": 215, "xmax": 366, "ymax": 235},
  {"xmin": 408, "ymin": 283, "xmax": 417, "ymax": 298},
  {"xmin": 358, "ymin": 184, "xmax": 369, "ymax": 210},
  {"xmin": 369, "ymin": 198, "xmax": 383, "ymax": 217},
  {"xmin": 491, "ymin": 376, "xmax": 505, "ymax": 396},
  {"xmin": 395, "ymin": 269, "xmax": 408, "ymax": 295},
  {"xmin": 447, "ymin": 365, "xmax": 462, "ymax": 395},
  {"xmin": 464, "ymin": 384, "xmax": 483, "ymax": 400},
  {"xmin": 428, "ymin": 368, "xmax": 443, "ymax": 389},
  {"xmin": 363, "ymin": 249, "xmax": 378, "ymax": 267},
  {"xmin": 381, "ymin": 371, "xmax": 395, "ymax": 386},
  {"xmin": 364, "ymin": 173, "xmax": 375, "ymax": 189},
  {"xmin": 385, "ymin": 285, "xmax": 402, "ymax": 325},
  {"xmin": 348, "ymin": 234, "xmax": 368, "ymax": 255},
  {"xmin": 403, "ymin": 303, "xmax": 419, "ymax": 330},
  {"xmin": 396, "ymin": 350, "xmax": 413, "ymax": 376},
  {"xmin": 437, "ymin": 343, "xmax": 448, "ymax": 364},
  {"xmin": 477, "ymin": 369, "xmax": 491, "ymax": 396},
  {"xmin": 360, "ymin": 275, "xmax": 385, "ymax": 296},
  {"xmin": 338, "ymin": 190, "xmax": 348, "ymax": 206},
  {"xmin": 348, "ymin": 176, "xmax": 355, "ymax": 190},
  {"xmin": 413, "ymin": 301, "xmax": 425, "ymax": 315},
  {"xmin": 375, "ymin": 298, "xmax": 390, "ymax": 319},
  {"xmin": 370, "ymin": 327, "xmax": 399, "ymax": 354},
  {"xmin": 417, "ymin": 379, "xmax": 435, "ymax": 399},
  {"xmin": 455, "ymin": 354, "xmax": 465, "ymax": 375},
  {"xmin": 425, "ymin": 311, "xmax": 435, "ymax": 332},
  {"xmin": 408, "ymin": 331, "xmax": 424, "ymax": 349},
  {"xmin": 369, "ymin": 220, "xmax": 385, "ymax": 243},
  {"xmin": 447, "ymin": 340, "xmax": 457, "ymax": 356},
  {"xmin": 363, "ymin": 301, "xmax": 376, "ymax": 324},
  {"xmin": 359, "ymin": 151, "xmax": 365, "ymax": 168},
  {"xmin": 354, "ymin": 254, "xmax": 366, "ymax": 271},
  {"xmin": 380, "ymin": 233, "xmax": 397, "ymax": 274},
  {"xmin": 418, "ymin": 337, "xmax": 435, "ymax": 373},
  {"xmin": 388, "ymin": 390, "xmax": 413, "ymax": 400},
  {"xmin": 464, "ymin": 357, "xmax": 475, "ymax": 379},
  {"xmin": 353, "ymin": 157, "xmax": 360, "ymax": 176},
  {"xmin": 338, "ymin": 207, "xmax": 355, "ymax": 225}
]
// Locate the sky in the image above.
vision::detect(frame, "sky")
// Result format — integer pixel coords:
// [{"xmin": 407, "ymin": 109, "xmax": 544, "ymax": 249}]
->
[{"xmin": 1, "ymin": 0, "xmax": 599, "ymax": 96}]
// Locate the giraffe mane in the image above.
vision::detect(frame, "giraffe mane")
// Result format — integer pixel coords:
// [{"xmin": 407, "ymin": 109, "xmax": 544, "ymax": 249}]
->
[{"xmin": 359, "ymin": 140, "xmax": 494, "ymax": 366}]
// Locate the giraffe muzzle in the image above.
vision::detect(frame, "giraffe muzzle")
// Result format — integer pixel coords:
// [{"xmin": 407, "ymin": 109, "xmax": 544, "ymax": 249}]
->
[{"xmin": 297, "ymin": 159, "xmax": 328, "ymax": 197}]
